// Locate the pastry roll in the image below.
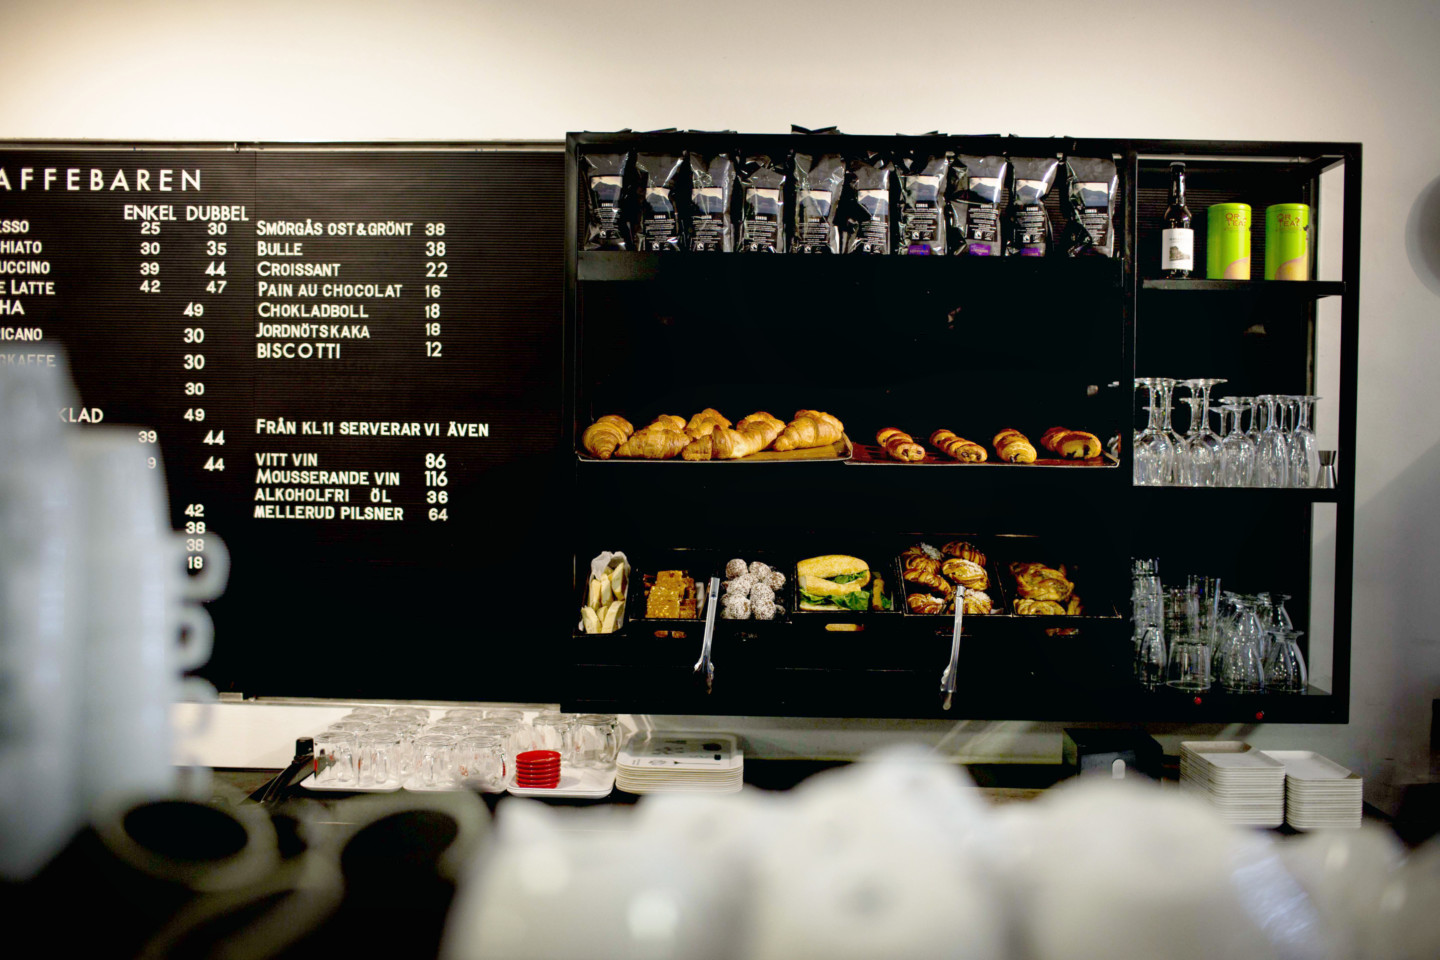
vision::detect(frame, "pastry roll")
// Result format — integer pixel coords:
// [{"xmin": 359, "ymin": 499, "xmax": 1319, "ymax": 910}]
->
[
  {"xmin": 961, "ymin": 590, "xmax": 993, "ymax": 615},
  {"xmin": 930, "ymin": 429, "xmax": 988, "ymax": 462},
  {"xmin": 1041, "ymin": 426, "xmax": 1103, "ymax": 460},
  {"xmin": 903, "ymin": 554, "xmax": 941, "ymax": 576},
  {"xmin": 876, "ymin": 427, "xmax": 926, "ymax": 462},
  {"xmin": 992, "ymin": 428, "xmax": 1037, "ymax": 463},
  {"xmin": 903, "ymin": 567, "xmax": 954, "ymax": 598},
  {"xmin": 907, "ymin": 593, "xmax": 948, "ymax": 614},
  {"xmin": 1014, "ymin": 599, "xmax": 1067, "ymax": 616},
  {"xmin": 941, "ymin": 541, "xmax": 986, "ymax": 565},
  {"xmin": 941, "ymin": 558, "xmax": 989, "ymax": 591}
]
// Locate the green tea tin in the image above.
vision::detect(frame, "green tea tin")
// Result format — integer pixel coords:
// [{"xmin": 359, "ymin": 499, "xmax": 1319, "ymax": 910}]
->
[
  {"xmin": 1265, "ymin": 203, "xmax": 1310, "ymax": 280},
  {"xmin": 1206, "ymin": 203, "xmax": 1252, "ymax": 279}
]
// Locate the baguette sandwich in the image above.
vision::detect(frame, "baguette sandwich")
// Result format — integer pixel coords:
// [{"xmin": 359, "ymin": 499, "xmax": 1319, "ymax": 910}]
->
[{"xmin": 797, "ymin": 554, "xmax": 887, "ymax": 612}]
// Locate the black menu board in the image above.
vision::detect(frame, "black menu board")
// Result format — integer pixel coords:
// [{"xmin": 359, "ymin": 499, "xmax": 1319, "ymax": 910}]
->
[{"xmin": 0, "ymin": 145, "xmax": 565, "ymax": 699}]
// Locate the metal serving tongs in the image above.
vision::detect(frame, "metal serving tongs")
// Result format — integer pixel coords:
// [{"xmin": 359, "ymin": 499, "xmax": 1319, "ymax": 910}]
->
[
  {"xmin": 940, "ymin": 587, "xmax": 965, "ymax": 711},
  {"xmin": 693, "ymin": 576, "xmax": 720, "ymax": 694}
]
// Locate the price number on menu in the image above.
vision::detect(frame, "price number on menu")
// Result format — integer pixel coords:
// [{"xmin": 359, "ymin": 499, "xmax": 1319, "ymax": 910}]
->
[
  {"xmin": 424, "ymin": 451, "xmax": 448, "ymax": 521},
  {"xmin": 184, "ymin": 504, "xmax": 206, "ymax": 569},
  {"xmin": 424, "ymin": 224, "xmax": 445, "ymax": 358}
]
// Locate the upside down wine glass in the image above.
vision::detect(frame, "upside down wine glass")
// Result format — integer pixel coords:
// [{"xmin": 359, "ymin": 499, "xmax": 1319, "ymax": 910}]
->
[
  {"xmin": 1133, "ymin": 379, "xmax": 1173, "ymax": 486},
  {"xmin": 1155, "ymin": 377, "xmax": 1183, "ymax": 484},
  {"xmin": 1254, "ymin": 395, "xmax": 1289, "ymax": 488},
  {"xmin": 1180, "ymin": 377, "xmax": 1226, "ymax": 487},
  {"xmin": 1292, "ymin": 395, "xmax": 1321, "ymax": 488},
  {"xmin": 1215, "ymin": 399, "xmax": 1256, "ymax": 487}
]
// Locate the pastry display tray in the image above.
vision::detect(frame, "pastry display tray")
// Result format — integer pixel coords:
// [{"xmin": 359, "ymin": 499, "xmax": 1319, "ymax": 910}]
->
[
  {"xmin": 576, "ymin": 434, "xmax": 852, "ymax": 463},
  {"xmin": 849, "ymin": 442, "xmax": 1117, "ymax": 467}
]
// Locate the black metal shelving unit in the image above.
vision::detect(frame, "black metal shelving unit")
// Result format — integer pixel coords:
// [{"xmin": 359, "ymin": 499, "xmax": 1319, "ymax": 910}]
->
[{"xmin": 562, "ymin": 132, "xmax": 1360, "ymax": 724}]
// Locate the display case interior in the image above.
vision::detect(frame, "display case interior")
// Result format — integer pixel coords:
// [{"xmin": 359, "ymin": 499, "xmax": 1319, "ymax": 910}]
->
[{"xmin": 564, "ymin": 133, "xmax": 1359, "ymax": 723}]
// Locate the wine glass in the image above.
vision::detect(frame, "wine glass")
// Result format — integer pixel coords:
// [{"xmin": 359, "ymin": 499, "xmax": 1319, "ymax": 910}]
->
[
  {"xmin": 1241, "ymin": 396, "xmax": 1262, "ymax": 447},
  {"xmin": 1179, "ymin": 378, "xmax": 1226, "ymax": 486},
  {"xmin": 1133, "ymin": 379, "xmax": 1173, "ymax": 486},
  {"xmin": 1253, "ymin": 395, "xmax": 1290, "ymax": 488},
  {"xmin": 1265, "ymin": 628, "xmax": 1308, "ymax": 693},
  {"xmin": 1292, "ymin": 395, "xmax": 1321, "ymax": 487},
  {"xmin": 1215, "ymin": 399, "xmax": 1256, "ymax": 487},
  {"xmin": 1155, "ymin": 377, "xmax": 1184, "ymax": 484}
]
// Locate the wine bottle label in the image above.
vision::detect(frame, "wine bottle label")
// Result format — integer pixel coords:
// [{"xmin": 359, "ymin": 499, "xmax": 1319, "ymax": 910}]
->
[{"xmin": 1162, "ymin": 228, "xmax": 1194, "ymax": 270}]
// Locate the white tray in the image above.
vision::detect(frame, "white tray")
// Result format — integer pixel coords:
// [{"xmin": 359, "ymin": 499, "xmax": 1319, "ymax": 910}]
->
[
  {"xmin": 300, "ymin": 773, "xmax": 402, "ymax": 793},
  {"xmin": 506, "ymin": 764, "xmax": 616, "ymax": 799},
  {"xmin": 1260, "ymin": 750, "xmax": 1355, "ymax": 781}
]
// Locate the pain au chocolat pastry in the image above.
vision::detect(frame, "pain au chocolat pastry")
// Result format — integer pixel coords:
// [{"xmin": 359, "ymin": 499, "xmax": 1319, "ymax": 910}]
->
[
  {"xmin": 941, "ymin": 558, "xmax": 989, "ymax": 591},
  {"xmin": 773, "ymin": 410, "xmax": 844, "ymax": 452},
  {"xmin": 581, "ymin": 414, "xmax": 634, "ymax": 459},
  {"xmin": 930, "ymin": 429, "xmax": 987, "ymax": 462},
  {"xmin": 876, "ymin": 427, "xmax": 926, "ymax": 462},
  {"xmin": 992, "ymin": 428, "xmax": 1037, "ymax": 463},
  {"xmin": 1041, "ymin": 426, "xmax": 1103, "ymax": 460}
]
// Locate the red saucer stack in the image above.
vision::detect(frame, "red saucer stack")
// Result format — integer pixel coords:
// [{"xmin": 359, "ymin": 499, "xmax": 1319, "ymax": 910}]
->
[{"xmin": 514, "ymin": 749, "xmax": 561, "ymax": 789}]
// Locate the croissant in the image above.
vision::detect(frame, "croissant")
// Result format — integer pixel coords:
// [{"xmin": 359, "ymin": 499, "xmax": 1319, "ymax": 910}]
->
[
  {"xmin": 903, "ymin": 567, "xmax": 953, "ymax": 598},
  {"xmin": 615, "ymin": 427, "xmax": 691, "ymax": 460},
  {"xmin": 907, "ymin": 593, "xmax": 947, "ymax": 615},
  {"xmin": 1041, "ymin": 426, "xmax": 1102, "ymax": 460},
  {"xmin": 930, "ymin": 429, "xmax": 987, "ymax": 462},
  {"xmin": 941, "ymin": 558, "xmax": 989, "ymax": 591},
  {"xmin": 681, "ymin": 435, "xmax": 714, "ymax": 461},
  {"xmin": 686, "ymin": 408, "xmax": 732, "ymax": 439},
  {"xmin": 992, "ymin": 428, "xmax": 1037, "ymax": 463},
  {"xmin": 773, "ymin": 410, "xmax": 845, "ymax": 452},
  {"xmin": 650, "ymin": 414, "xmax": 687, "ymax": 431},
  {"xmin": 941, "ymin": 541, "xmax": 986, "ymax": 565},
  {"xmin": 721, "ymin": 412, "xmax": 786, "ymax": 457},
  {"xmin": 582, "ymin": 415, "xmax": 634, "ymax": 459},
  {"xmin": 1015, "ymin": 599, "xmax": 1067, "ymax": 616},
  {"xmin": 876, "ymin": 427, "xmax": 925, "ymax": 462}
]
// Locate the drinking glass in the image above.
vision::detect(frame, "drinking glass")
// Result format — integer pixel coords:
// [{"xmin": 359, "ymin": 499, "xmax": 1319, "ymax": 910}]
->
[
  {"xmin": 1264, "ymin": 629, "xmax": 1309, "ymax": 694},
  {"xmin": 327, "ymin": 720, "xmax": 372, "ymax": 735},
  {"xmin": 523, "ymin": 714, "xmax": 575, "ymax": 763},
  {"xmin": 357, "ymin": 730, "xmax": 404, "ymax": 787},
  {"xmin": 389, "ymin": 707, "xmax": 433, "ymax": 724},
  {"xmin": 1166, "ymin": 637, "xmax": 1212, "ymax": 692},
  {"xmin": 1216, "ymin": 596, "xmax": 1265, "ymax": 693},
  {"xmin": 1293, "ymin": 396, "xmax": 1321, "ymax": 487},
  {"xmin": 484, "ymin": 708, "xmax": 526, "ymax": 722},
  {"xmin": 465, "ymin": 720, "xmax": 518, "ymax": 764},
  {"xmin": 1254, "ymin": 395, "xmax": 1290, "ymax": 488},
  {"xmin": 347, "ymin": 706, "xmax": 390, "ymax": 719},
  {"xmin": 456, "ymin": 734, "xmax": 508, "ymax": 791},
  {"xmin": 1186, "ymin": 574, "xmax": 1221, "ymax": 640},
  {"xmin": 313, "ymin": 730, "xmax": 357, "ymax": 785},
  {"xmin": 409, "ymin": 732, "xmax": 460, "ymax": 789},
  {"xmin": 574, "ymin": 714, "xmax": 620, "ymax": 768},
  {"xmin": 1135, "ymin": 626, "xmax": 1167, "ymax": 691},
  {"xmin": 1215, "ymin": 398, "xmax": 1256, "ymax": 486},
  {"xmin": 1273, "ymin": 593, "xmax": 1294, "ymax": 630},
  {"xmin": 443, "ymin": 708, "xmax": 487, "ymax": 722}
]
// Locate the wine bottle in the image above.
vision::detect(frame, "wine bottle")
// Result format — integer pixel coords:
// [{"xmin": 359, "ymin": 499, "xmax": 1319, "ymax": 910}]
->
[{"xmin": 1161, "ymin": 163, "xmax": 1194, "ymax": 278}]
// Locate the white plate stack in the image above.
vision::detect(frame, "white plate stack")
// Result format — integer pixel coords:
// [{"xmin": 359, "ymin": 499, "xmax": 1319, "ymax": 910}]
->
[
  {"xmin": 1262, "ymin": 750, "xmax": 1363, "ymax": 829},
  {"xmin": 616, "ymin": 733, "xmax": 743, "ymax": 795},
  {"xmin": 1179, "ymin": 741, "xmax": 1285, "ymax": 827}
]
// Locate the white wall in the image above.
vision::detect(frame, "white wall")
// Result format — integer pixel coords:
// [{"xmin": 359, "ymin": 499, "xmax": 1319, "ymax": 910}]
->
[{"xmin": 9, "ymin": 0, "xmax": 1440, "ymax": 810}]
